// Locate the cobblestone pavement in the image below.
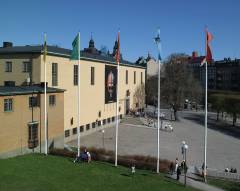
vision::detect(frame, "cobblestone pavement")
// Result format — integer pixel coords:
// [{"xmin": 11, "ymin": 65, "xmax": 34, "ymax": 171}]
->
[{"xmin": 68, "ymin": 110, "xmax": 240, "ymax": 171}]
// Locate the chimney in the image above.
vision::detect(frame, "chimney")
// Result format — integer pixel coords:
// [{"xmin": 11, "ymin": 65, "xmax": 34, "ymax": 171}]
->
[
  {"xmin": 192, "ymin": 51, "xmax": 198, "ymax": 59},
  {"xmin": 3, "ymin": 42, "xmax": 13, "ymax": 48}
]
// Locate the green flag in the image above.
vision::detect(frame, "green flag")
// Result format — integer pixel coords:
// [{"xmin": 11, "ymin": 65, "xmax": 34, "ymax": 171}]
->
[{"xmin": 70, "ymin": 33, "xmax": 80, "ymax": 60}]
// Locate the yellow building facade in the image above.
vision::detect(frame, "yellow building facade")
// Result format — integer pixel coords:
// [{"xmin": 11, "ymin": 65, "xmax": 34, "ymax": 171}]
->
[
  {"xmin": 0, "ymin": 86, "xmax": 65, "ymax": 157},
  {"xmin": 0, "ymin": 40, "xmax": 146, "ymax": 143}
]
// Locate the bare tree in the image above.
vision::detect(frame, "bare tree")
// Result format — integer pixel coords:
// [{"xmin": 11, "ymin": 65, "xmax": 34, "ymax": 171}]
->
[
  {"xmin": 133, "ymin": 84, "xmax": 146, "ymax": 110},
  {"xmin": 161, "ymin": 53, "xmax": 202, "ymax": 120}
]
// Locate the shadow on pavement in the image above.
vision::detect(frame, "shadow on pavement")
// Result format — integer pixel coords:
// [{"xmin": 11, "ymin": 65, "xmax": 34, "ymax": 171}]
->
[{"xmin": 182, "ymin": 113, "xmax": 240, "ymax": 139}]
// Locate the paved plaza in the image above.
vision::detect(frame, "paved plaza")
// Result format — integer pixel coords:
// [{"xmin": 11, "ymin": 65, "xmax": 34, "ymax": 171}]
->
[{"xmin": 68, "ymin": 110, "xmax": 240, "ymax": 170}]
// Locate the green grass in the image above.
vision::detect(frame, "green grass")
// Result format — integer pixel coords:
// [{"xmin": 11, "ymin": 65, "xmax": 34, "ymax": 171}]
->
[
  {"xmin": 208, "ymin": 177, "xmax": 240, "ymax": 191},
  {"xmin": 0, "ymin": 154, "xmax": 199, "ymax": 191}
]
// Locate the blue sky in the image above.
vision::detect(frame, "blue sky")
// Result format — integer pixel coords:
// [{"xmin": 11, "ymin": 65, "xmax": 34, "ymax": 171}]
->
[{"xmin": 0, "ymin": 0, "xmax": 239, "ymax": 62}]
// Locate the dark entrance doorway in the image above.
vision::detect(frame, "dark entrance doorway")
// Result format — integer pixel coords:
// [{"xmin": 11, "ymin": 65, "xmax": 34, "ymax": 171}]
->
[{"xmin": 125, "ymin": 98, "xmax": 130, "ymax": 114}]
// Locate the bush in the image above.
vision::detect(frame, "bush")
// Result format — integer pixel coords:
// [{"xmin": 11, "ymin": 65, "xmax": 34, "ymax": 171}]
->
[{"xmin": 49, "ymin": 147, "xmax": 171, "ymax": 173}]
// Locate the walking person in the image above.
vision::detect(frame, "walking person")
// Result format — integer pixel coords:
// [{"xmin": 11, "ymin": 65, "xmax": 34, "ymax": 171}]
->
[
  {"xmin": 177, "ymin": 166, "xmax": 181, "ymax": 180},
  {"xmin": 175, "ymin": 158, "xmax": 179, "ymax": 173}
]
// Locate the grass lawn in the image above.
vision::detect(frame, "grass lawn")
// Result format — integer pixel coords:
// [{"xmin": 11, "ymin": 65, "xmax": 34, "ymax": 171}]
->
[
  {"xmin": 208, "ymin": 177, "xmax": 240, "ymax": 191},
  {"xmin": 0, "ymin": 154, "xmax": 200, "ymax": 191}
]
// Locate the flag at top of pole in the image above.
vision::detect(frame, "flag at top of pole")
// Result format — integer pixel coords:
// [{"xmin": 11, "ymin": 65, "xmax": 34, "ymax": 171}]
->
[
  {"xmin": 43, "ymin": 34, "xmax": 47, "ymax": 63},
  {"xmin": 206, "ymin": 29, "xmax": 213, "ymax": 62},
  {"xmin": 71, "ymin": 33, "xmax": 80, "ymax": 60},
  {"xmin": 115, "ymin": 31, "xmax": 120, "ymax": 63},
  {"xmin": 203, "ymin": 27, "xmax": 213, "ymax": 183},
  {"xmin": 115, "ymin": 30, "xmax": 120, "ymax": 167},
  {"xmin": 43, "ymin": 33, "xmax": 48, "ymax": 155},
  {"xmin": 154, "ymin": 28, "xmax": 162, "ymax": 174},
  {"xmin": 70, "ymin": 33, "xmax": 81, "ymax": 157}
]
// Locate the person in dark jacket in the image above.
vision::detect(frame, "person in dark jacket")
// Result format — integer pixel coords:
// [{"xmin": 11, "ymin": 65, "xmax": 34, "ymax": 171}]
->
[{"xmin": 177, "ymin": 166, "xmax": 181, "ymax": 180}]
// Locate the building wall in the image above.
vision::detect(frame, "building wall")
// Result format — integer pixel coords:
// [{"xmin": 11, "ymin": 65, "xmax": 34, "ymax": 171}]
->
[
  {"xmin": 0, "ymin": 54, "xmax": 41, "ymax": 86},
  {"xmin": 147, "ymin": 58, "xmax": 158, "ymax": 77},
  {"xmin": 0, "ymin": 53, "xmax": 145, "ymax": 142},
  {"xmin": 0, "ymin": 92, "xmax": 64, "ymax": 158},
  {"xmin": 39, "ymin": 55, "xmax": 145, "ymax": 141}
]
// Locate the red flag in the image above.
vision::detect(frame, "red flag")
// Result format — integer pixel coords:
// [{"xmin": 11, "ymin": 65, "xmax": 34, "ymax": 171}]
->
[
  {"xmin": 116, "ymin": 31, "xmax": 120, "ymax": 63},
  {"xmin": 206, "ymin": 30, "xmax": 213, "ymax": 62}
]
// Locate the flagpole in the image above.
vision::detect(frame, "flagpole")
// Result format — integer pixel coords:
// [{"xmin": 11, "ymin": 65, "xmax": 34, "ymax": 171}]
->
[
  {"xmin": 115, "ymin": 60, "xmax": 119, "ymax": 167},
  {"xmin": 77, "ymin": 32, "xmax": 81, "ymax": 157},
  {"xmin": 115, "ymin": 31, "xmax": 120, "ymax": 167},
  {"xmin": 44, "ymin": 33, "xmax": 48, "ymax": 155},
  {"xmin": 154, "ymin": 29, "xmax": 161, "ymax": 173},
  {"xmin": 204, "ymin": 29, "xmax": 208, "ymax": 182}
]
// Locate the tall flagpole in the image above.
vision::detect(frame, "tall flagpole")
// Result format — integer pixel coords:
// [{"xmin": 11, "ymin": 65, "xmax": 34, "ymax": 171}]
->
[
  {"xmin": 204, "ymin": 29, "xmax": 208, "ymax": 182},
  {"xmin": 77, "ymin": 32, "xmax": 81, "ymax": 157},
  {"xmin": 154, "ymin": 29, "xmax": 161, "ymax": 173},
  {"xmin": 44, "ymin": 33, "xmax": 48, "ymax": 155},
  {"xmin": 115, "ymin": 31, "xmax": 120, "ymax": 167},
  {"xmin": 115, "ymin": 59, "xmax": 119, "ymax": 167}
]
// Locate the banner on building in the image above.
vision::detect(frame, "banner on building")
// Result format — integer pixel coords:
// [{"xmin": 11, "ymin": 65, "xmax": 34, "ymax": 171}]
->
[{"xmin": 105, "ymin": 65, "xmax": 117, "ymax": 103}]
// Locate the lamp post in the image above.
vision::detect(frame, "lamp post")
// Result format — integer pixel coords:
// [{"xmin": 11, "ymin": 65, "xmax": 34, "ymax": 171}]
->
[{"xmin": 181, "ymin": 141, "xmax": 188, "ymax": 187}]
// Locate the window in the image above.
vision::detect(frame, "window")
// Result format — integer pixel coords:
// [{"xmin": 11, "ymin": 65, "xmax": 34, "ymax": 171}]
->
[
  {"xmin": 120, "ymin": 114, "xmax": 123, "ymax": 119},
  {"xmin": 141, "ymin": 72, "xmax": 143, "ymax": 84},
  {"xmin": 112, "ymin": 117, "xmax": 115, "ymax": 122},
  {"xmin": 4, "ymin": 98, "xmax": 13, "ymax": 112},
  {"xmin": 97, "ymin": 121, "xmax": 101, "ymax": 126},
  {"xmin": 107, "ymin": 118, "xmax": 111, "ymax": 123},
  {"xmin": 92, "ymin": 122, "xmax": 96, "ymax": 128},
  {"xmin": 73, "ymin": 65, "xmax": 78, "ymax": 86},
  {"xmin": 80, "ymin": 126, "xmax": 84, "ymax": 132},
  {"xmin": 134, "ymin": 71, "xmax": 136, "ymax": 84},
  {"xmin": 23, "ymin": 62, "xmax": 31, "ymax": 72},
  {"xmin": 91, "ymin": 67, "xmax": 95, "ymax": 85},
  {"xmin": 5, "ymin": 62, "xmax": 12, "ymax": 72},
  {"xmin": 72, "ymin": 127, "xmax": 77, "ymax": 135},
  {"xmin": 28, "ymin": 123, "xmax": 39, "ymax": 149},
  {"xmin": 86, "ymin": 124, "xmax": 90, "ymax": 130},
  {"xmin": 126, "ymin": 70, "xmax": 128, "ymax": 84},
  {"xmin": 49, "ymin": 95, "xmax": 56, "ymax": 106},
  {"xmin": 4, "ymin": 81, "xmax": 15, "ymax": 87},
  {"xmin": 65, "ymin": 130, "xmax": 70, "ymax": 137},
  {"xmin": 102, "ymin": 119, "xmax": 106, "ymax": 125},
  {"xmin": 52, "ymin": 63, "xmax": 58, "ymax": 86},
  {"xmin": 29, "ymin": 96, "xmax": 38, "ymax": 107}
]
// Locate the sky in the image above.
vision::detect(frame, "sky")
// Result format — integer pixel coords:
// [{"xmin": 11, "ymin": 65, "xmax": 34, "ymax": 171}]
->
[{"xmin": 0, "ymin": 0, "xmax": 240, "ymax": 62}]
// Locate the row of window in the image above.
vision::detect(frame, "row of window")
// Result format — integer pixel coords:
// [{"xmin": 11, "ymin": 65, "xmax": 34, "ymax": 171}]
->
[
  {"xmin": 125, "ymin": 70, "xmax": 143, "ymax": 85},
  {"xmin": 64, "ymin": 115, "xmax": 123, "ymax": 138},
  {"xmin": 3, "ymin": 95, "xmax": 56, "ymax": 112},
  {"xmin": 73, "ymin": 65, "xmax": 95, "ymax": 86},
  {"xmin": 3, "ymin": 62, "xmax": 144, "ymax": 87},
  {"xmin": 4, "ymin": 61, "xmax": 31, "ymax": 73}
]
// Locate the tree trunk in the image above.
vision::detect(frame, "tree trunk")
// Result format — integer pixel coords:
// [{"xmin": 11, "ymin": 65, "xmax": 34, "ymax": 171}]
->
[{"xmin": 233, "ymin": 113, "xmax": 237, "ymax": 127}]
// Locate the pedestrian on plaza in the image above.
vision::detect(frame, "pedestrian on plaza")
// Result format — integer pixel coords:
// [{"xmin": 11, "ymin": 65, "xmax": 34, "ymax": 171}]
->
[
  {"xmin": 169, "ymin": 162, "xmax": 174, "ymax": 175},
  {"xmin": 177, "ymin": 166, "xmax": 181, "ymax": 180},
  {"xmin": 175, "ymin": 158, "xmax": 179, "ymax": 173}
]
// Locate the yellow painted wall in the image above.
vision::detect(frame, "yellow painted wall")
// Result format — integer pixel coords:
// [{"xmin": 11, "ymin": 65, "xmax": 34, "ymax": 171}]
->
[
  {"xmin": 0, "ymin": 92, "xmax": 64, "ymax": 155},
  {"xmin": 0, "ymin": 53, "xmax": 145, "ymax": 141},
  {"xmin": 0, "ymin": 54, "xmax": 41, "ymax": 86}
]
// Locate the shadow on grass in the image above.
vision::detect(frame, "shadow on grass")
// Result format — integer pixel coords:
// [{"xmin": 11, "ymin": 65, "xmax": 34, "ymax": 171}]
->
[
  {"xmin": 120, "ymin": 173, "xmax": 132, "ymax": 177},
  {"xmin": 164, "ymin": 175, "xmax": 185, "ymax": 187}
]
